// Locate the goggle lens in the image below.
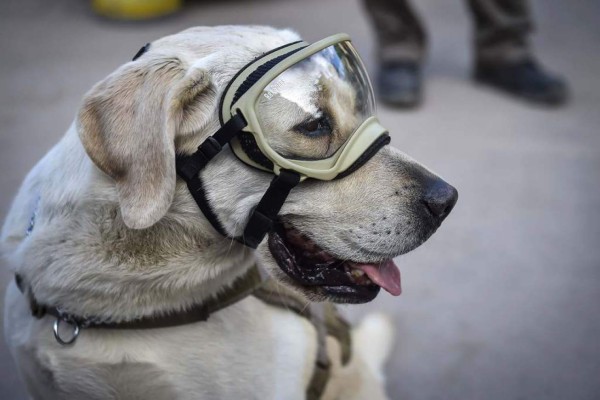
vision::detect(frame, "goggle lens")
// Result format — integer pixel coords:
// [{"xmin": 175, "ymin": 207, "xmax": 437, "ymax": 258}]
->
[{"xmin": 256, "ymin": 41, "xmax": 375, "ymax": 162}]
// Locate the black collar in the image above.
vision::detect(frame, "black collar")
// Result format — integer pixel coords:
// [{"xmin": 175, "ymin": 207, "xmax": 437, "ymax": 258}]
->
[{"xmin": 15, "ymin": 266, "xmax": 263, "ymax": 343}]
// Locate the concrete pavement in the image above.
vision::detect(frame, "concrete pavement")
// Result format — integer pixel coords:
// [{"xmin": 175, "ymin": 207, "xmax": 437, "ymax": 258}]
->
[{"xmin": 1, "ymin": 0, "xmax": 599, "ymax": 399}]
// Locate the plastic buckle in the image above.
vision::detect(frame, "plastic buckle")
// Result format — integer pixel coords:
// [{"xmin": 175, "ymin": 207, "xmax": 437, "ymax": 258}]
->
[
  {"xmin": 176, "ymin": 137, "xmax": 224, "ymax": 181},
  {"xmin": 176, "ymin": 156, "xmax": 202, "ymax": 181},
  {"xmin": 198, "ymin": 137, "xmax": 222, "ymax": 160}
]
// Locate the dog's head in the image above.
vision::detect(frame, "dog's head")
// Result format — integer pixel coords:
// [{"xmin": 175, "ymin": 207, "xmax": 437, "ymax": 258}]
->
[{"xmin": 77, "ymin": 26, "xmax": 457, "ymax": 304}]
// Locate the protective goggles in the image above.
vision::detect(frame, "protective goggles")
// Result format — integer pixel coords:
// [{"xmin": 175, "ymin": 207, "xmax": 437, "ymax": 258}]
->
[
  {"xmin": 220, "ymin": 33, "xmax": 389, "ymax": 181},
  {"xmin": 173, "ymin": 34, "xmax": 390, "ymax": 247}
]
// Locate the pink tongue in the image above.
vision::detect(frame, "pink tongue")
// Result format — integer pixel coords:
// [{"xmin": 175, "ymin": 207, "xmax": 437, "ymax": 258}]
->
[{"xmin": 351, "ymin": 260, "xmax": 402, "ymax": 296}]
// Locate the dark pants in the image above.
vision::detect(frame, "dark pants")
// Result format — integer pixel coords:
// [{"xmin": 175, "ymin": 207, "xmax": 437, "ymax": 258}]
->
[{"xmin": 363, "ymin": 0, "xmax": 533, "ymax": 64}]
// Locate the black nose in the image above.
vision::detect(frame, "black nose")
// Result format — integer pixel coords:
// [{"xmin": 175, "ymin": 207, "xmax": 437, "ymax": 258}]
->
[{"xmin": 423, "ymin": 179, "xmax": 458, "ymax": 221}]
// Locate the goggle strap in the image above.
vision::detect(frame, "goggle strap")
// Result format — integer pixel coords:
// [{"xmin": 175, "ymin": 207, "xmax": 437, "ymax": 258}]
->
[
  {"xmin": 231, "ymin": 45, "xmax": 306, "ymax": 106},
  {"xmin": 179, "ymin": 172, "xmax": 230, "ymax": 239},
  {"xmin": 175, "ymin": 113, "xmax": 248, "ymax": 238},
  {"xmin": 239, "ymin": 170, "xmax": 301, "ymax": 249},
  {"xmin": 218, "ymin": 40, "xmax": 305, "ymax": 125},
  {"xmin": 176, "ymin": 113, "xmax": 247, "ymax": 181},
  {"xmin": 176, "ymin": 131, "xmax": 301, "ymax": 248}
]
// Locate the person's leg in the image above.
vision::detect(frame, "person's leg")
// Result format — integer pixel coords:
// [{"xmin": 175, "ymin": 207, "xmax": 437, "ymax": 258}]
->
[
  {"xmin": 363, "ymin": 0, "xmax": 427, "ymax": 107},
  {"xmin": 466, "ymin": 0, "xmax": 568, "ymax": 105},
  {"xmin": 468, "ymin": 0, "xmax": 532, "ymax": 63},
  {"xmin": 364, "ymin": 0, "xmax": 426, "ymax": 64}
]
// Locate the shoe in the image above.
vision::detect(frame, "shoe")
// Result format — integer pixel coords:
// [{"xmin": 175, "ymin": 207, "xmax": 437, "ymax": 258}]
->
[
  {"xmin": 474, "ymin": 59, "xmax": 568, "ymax": 106},
  {"xmin": 377, "ymin": 62, "xmax": 422, "ymax": 108}
]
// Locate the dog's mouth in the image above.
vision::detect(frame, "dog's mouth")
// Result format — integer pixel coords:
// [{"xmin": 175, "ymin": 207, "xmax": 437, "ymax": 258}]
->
[{"xmin": 267, "ymin": 222, "xmax": 401, "ymax": 303}]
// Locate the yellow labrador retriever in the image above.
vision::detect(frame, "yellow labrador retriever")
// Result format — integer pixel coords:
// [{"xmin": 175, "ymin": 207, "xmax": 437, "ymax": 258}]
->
[{"xmin": 2, "ymin": 26, "xmax": 457, "ymax": 399}]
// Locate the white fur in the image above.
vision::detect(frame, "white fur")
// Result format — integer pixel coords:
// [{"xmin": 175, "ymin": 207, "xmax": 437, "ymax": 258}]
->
[{"xmin": 0, "ymin": 26, "xmax": 451, "ymax": 399}]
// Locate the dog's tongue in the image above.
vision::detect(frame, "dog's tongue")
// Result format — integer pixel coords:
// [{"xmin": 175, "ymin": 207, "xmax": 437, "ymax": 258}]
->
[{"xmin": 351, "ymin": 260, "xmax": 402, "ymax": 296}]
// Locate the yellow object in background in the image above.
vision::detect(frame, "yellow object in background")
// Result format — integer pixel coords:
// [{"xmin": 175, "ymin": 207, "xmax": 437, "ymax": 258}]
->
[{"xmin": 92, "ymin": 0, "xmax": 182, "ymax": 20}]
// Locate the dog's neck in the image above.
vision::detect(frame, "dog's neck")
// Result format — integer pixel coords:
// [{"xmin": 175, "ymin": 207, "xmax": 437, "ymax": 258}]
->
[{"xmin": 8, "ymin": 125, "xmax": 256, "ymax": 322}]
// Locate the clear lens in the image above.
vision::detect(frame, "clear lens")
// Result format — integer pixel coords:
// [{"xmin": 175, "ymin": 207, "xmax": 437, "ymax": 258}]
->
[{"xmin": 256, "ymin": 41, "xmax": 375, "ymax": 161}]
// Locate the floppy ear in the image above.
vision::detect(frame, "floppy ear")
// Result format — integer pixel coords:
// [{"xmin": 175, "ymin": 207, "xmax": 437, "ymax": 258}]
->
[{"xmin": 77, "ymin": 58, "xmax": 214, "ymax": 229}]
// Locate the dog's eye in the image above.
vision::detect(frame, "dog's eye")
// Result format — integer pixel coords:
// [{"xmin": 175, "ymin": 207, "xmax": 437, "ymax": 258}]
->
[{"xmin": 294, "ymin": 117, "xmax": 332, "ymax": 138}]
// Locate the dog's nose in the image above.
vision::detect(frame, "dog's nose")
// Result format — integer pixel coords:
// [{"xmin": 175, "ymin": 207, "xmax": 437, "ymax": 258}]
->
[{"xmin": 423, "ymin": 179, "xmax": 458, "ymax": 221}]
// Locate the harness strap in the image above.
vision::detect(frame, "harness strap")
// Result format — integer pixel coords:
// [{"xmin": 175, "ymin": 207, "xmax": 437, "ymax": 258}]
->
[
  {"xmin": 253, "ymin": 280, "xmax": 353, "ymax": 400},
  {"xmin": 306, "ymin": 304, "xmax": 332, "ymax": 400},
  {"xmin": 18, "ymin": 269, "xmax": 350, "ymax": 399},
  {"xmin": 15, "ymin": 266, "xmax": 263, "ymax": 330}
]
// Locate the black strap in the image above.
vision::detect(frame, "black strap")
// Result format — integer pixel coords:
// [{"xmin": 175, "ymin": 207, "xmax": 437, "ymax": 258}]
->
[
  {"xmin": 183, "ymin": 173, "xmax": 230, "ymax": 238},
  {"xmin": 15, "ymin": 266, "xmax": 263, "ymax": 330},
  {"xmin": 175, "ymin": 113, "xmax": 248, "ymax": 238},
  {"xmin": 176, "ymin": 41, "xmax": 307, "ymax": 248},
  {"xmin": 175, "ymin": 114, "xmax": 300, "ymax": 248},
  {"xmin": 231, "ymin": 46, "xmax": 306, "ymax": 106},
  {"xmin": 218, "ymin": 40, "xmax": 305, "ymax": 125},
  {"xmin": 132, "ymin": 43, "xmax": 151, "ymax": 61},
  {"xmin": 176, "ymin": 113, "xmax": 247, "ymax": 181},
  {"xmin": 240, "ymin": 170, "xmax": 301, "ymax": 248}
]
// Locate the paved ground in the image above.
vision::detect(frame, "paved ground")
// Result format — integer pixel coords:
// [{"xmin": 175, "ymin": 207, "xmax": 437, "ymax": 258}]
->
[{"xmin": 1, "ymin": 0, "xmax": 599, "ymax": 399}]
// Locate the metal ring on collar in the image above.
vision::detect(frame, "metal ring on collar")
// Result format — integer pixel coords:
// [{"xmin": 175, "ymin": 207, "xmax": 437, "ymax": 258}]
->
[{"xmin": 53, "ymin": 316, "xmax": 80, "ymax": 345}]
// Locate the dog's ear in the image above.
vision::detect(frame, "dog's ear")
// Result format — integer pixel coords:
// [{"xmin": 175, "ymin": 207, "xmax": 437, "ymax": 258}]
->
[{"xmin": 78, "ymin": 58, "xmax": 214, "ymax": 229}]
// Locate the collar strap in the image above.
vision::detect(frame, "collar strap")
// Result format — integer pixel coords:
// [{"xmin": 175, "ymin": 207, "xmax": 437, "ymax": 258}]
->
[{"xmin": 15, "ymin": 266, "xmax": 263, "ymax": 333}]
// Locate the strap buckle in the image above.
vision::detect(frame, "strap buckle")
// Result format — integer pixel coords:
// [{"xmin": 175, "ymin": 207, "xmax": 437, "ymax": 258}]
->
[
  {"xmin": 176, "ymin": 138, "xmax": 223, "ymax": 181},
  {"xmin": 176, "ymin": 114, "xmax": 248, "ymax": 181},
  {"xmin": 198, "ymin": 136, "xmax": 222, "ymax": 160}
]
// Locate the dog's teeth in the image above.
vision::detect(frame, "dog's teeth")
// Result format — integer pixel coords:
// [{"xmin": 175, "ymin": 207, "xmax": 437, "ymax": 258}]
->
[
  {"xmin": 350, "ymin": 269, "xmax": 365, "ymax": 278},
  {"xmin": 346, "ymin": 267, "xmax": 366, "ymax": 282}
]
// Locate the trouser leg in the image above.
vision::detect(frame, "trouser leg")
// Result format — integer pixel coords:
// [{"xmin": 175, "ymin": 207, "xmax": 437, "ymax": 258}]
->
[
  {"xmin": 363, "ymin": 0, "xmax": 427, "ymax": 64},
  {"xmin": 466, "ymin": 0, "xmax": 533, "ymax": 63}
]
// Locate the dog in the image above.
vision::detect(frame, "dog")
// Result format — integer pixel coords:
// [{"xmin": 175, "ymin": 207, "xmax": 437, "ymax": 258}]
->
[{"xmin": 2, "ymin": 26, "xmax": 457, "ymax": 399}]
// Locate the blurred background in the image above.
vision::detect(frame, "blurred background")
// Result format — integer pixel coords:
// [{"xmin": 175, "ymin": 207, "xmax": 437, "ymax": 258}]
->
[{"xmin": 1, "ymin": 0, "xmax": 599, "ymax": 399}]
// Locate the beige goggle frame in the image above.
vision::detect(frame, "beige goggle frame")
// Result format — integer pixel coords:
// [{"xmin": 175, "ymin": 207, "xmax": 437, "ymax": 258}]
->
[{"xmin": 220, "ymin": 33, "xmax": 389, "ymax": 181}]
